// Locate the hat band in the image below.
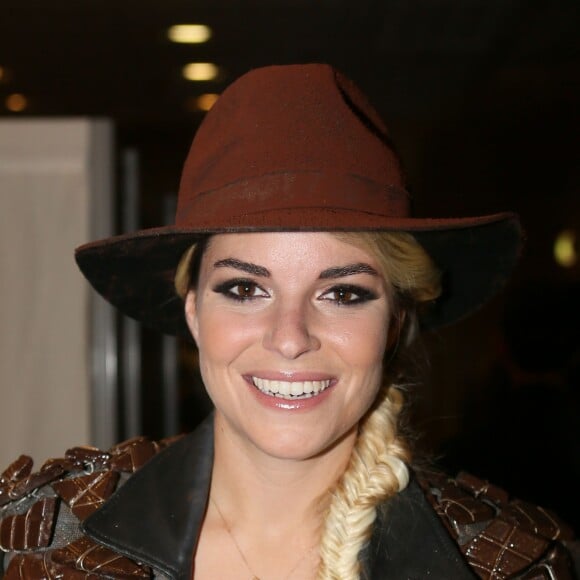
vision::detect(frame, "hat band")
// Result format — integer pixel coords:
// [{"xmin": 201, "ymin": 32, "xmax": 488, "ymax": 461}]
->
[{"xmin": 176, "ymin": 171, "xmax": 410, "ymax": 227}]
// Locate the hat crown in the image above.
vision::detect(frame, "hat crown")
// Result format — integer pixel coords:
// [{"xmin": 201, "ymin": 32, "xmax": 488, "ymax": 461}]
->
[{"xmin": 176, "ymin": 64, "xmax": 408, "ymax": 229}]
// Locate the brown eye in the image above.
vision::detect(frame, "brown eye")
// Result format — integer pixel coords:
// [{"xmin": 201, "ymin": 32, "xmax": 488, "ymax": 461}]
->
[
  {"xmin": 335, "ymin": 289, "xmax": 354, "ymax": 303},
  {"xmin": 234, "ymin": 283, "xmax": 258, "ymax": 298}
]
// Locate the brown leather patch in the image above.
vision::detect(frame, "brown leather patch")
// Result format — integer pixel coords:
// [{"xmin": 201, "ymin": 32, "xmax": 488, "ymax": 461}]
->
[
  {"xmin": 0, "ymin": 456, "xmax": 34, "ymax": 507},
  {"xmin": 456, "ymin": 471, "xmax": 509, "ymax": 506},
  {"xmin": 40, "ymin": 457, "xmax": 77, "ymax": 473},
  {"xmin": 435, "ymin": 480, "xmax": 496, "ymax": 528},
  {"xmin": 52, "ymin": 471, "xmax": 120, "ymax": 521},
  {"xmin": 52, "ymin": 536, "xmax": 152, "ymax": 578},
  {"xmin": 110, "ymin": 438, "xmax": 160, "ymax": 473},
  {"xmin": 0, "ymin": 497, "xmax": 57, "ymax": 550},
  {"xmin": 65, "ymin": 446, "xmax": 112, "ymax": 471},
  {"xmin": 1, "ymin": 455, "xmax": 33, "ymax": 484},
  {"xmin": 464, "ymin": 517, "xmax": 549, "ymax": 578},
  {"xmin": 7, "ymin": 464, "xmax": 66, "ymax": 503},
  {"xmin": 4, "ymin": 552, "xmax": 102, "ymax": 579},
  {"xmin": 508, "ymin": 500, "xmax": 575, "ymax": 542}
]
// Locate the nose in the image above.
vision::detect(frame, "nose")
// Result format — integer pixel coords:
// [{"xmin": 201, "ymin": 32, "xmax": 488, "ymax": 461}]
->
[{"xmin": 263, "ymin": 303, "xmax": 321, "ymax": 359}]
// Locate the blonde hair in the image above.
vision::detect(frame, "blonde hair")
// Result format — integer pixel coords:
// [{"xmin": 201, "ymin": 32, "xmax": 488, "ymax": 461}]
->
[
  {"xmin": 174, "ymin": 231, "xmax": 441, "ymax": 580},
  {"xmin": 175, "ymin": 244, "xmax": 197, "ymax": 299}
]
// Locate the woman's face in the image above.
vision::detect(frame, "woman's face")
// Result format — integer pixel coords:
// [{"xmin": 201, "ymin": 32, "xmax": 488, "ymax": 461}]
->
[{"xmin": 185, "ymin": 232, "xmax": 394, "ymax": 461}]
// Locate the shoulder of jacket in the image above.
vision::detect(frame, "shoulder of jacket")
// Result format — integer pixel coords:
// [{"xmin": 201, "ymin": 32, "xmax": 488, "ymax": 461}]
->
[
  {"xmin": 416, "ymin": 467, "xmax": 579, "ymax": 579},
  {"xmin": 0, "ymin": 434, "xmax": 183, "ymax": 579}
]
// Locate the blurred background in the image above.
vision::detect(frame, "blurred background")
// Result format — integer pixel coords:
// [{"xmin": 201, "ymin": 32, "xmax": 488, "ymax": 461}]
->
[{"xmin": 1, "ymin": 0, "xmax": 578, "ymax": 526}]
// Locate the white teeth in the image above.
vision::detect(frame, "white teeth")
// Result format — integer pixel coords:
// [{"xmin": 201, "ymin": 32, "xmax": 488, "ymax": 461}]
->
[
  {"xmin": 290, "ymin": 382, "xmax": 303, "ymax": 396},
  {"xmin": 251, "ymin": 377, "xmax": 331, "ymax": 399}
]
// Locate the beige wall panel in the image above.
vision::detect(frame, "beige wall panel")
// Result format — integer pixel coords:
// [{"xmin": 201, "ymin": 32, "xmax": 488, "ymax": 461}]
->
[{"xmin": 0, "ymin": 119, "xmax": 111, "ymax": 467}]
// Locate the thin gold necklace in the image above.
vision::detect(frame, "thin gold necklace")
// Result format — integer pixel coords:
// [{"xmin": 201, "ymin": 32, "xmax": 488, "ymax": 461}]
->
[{"xmin": 210, "ymin": 496, "xmax": 317, "ymax": 580}]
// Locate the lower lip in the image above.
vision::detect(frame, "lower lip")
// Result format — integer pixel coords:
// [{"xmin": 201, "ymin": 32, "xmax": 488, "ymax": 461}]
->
[{"xmin": 245, "ymin": 378, "xmax": 335, "ymax": 411}]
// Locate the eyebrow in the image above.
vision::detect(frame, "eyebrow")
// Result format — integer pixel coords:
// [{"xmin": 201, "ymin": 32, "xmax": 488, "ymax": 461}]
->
[
  {"xmin": 213, "ymin": 258, "xmax": 270, "ymax": 277},
  {"xmin": 212, "ymin": 259, "xmax": 378, "ymax": 280},
  {"xmin": 319, "ymin": 263, "xmax": 379, "ymax": 279}
]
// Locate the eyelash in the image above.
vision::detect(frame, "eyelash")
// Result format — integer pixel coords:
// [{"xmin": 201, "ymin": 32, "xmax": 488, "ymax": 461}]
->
[{"xmin": 212, "ymin": 279, "xmax": 377, "ymax": 306}]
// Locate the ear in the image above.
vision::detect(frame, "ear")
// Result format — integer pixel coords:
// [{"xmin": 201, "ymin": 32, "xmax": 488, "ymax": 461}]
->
[{"xmin": 184, "ymin": 290, "xmax": 200, "ymax": 344}]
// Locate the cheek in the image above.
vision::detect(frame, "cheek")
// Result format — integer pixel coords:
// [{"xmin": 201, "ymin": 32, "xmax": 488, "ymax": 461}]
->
[
  {"xmin": 195, "ymin": 306, "xmax": 258, "ymax": 364},
  {"xmin": 342, "ymin": 317, "xmax": 388, "ymax": 415},
  {"xmin": 330, "ymin": 312, "xmax": 390, "ymax": 367}
]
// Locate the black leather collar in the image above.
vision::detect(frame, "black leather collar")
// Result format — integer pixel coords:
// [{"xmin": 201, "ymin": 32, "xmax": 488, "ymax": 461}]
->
[
  {"xmin": 362, "ymin": 477, "xmax": 475, "ymax": 579},
  {"xmin": 83, "ymin": 416, "xmax": 214, "ymax": 580},
  {"xmin": 84, "ymin": 415, "xmax": 473, "ymax": 579}
]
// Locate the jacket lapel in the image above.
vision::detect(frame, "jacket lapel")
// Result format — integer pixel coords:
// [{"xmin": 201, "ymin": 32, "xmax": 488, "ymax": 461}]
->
[
  {"xmin": 362, "ymin": 477, "xmax": 475, "ymax": 579},
  {"xmin": 83, "ymin": 416, "xmax": 214, "ymax": 580}
]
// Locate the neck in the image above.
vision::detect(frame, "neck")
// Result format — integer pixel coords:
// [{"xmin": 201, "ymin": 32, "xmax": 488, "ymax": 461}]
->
[
  {"xmin": 210, "ymin": 411, "xmax": 356, "ymax": 534},
  {"xmin": 195, "ymin": 412, "xmax": 357, "ymax": 579}
]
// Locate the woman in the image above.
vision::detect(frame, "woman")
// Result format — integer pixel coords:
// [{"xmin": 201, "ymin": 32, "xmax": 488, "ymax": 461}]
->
[{"xmin": 1, "ymin": 64, "xmax": 576, "ymax": 579}]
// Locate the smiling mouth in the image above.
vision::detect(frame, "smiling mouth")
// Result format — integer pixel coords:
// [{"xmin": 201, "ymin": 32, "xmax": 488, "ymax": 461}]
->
[{"xmin": 251, "ymin": 377, "xmax": 332, "ymax": 399}]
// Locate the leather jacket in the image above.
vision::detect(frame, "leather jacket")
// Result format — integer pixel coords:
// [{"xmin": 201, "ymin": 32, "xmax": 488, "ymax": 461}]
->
[
  {"xmin": 83, "ymin": 416, "xmax": 473, "ymax": 579},
  {"xmin": 1, "ymin": 415, "xmax": 577, "ymax": 578}
]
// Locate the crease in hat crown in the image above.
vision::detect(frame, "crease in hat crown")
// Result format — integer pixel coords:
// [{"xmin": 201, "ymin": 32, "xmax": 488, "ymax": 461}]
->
[{"xmin": 75, "ymin": 63, "xmax": 523, "ymax": 336}]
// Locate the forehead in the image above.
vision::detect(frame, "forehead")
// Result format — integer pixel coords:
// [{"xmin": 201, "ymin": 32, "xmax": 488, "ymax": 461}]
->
[{"xmin": 202, "ymin": 232, "xmax": 380, "ymax": 269}]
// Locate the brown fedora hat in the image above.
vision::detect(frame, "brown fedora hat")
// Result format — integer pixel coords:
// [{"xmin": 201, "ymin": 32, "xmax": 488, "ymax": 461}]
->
[{"xmin": 75, "ymin": 64, "xmax": 522, "ymax": 336}]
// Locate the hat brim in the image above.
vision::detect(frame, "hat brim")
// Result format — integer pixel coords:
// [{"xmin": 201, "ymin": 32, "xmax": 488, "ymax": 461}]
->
[{"xmin": 75, "ymin": 212, "xmax": 522, "ymax": 338}]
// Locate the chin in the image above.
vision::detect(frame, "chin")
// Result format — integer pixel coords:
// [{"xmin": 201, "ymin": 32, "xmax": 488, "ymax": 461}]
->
[{"xmin": 248, "ymin": 422, "xmax": 352, "ymax": 462}]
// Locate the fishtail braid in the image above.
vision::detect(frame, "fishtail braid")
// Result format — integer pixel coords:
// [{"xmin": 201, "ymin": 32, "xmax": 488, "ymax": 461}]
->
[{"xmin": 317, "ymin": 384, "xmax": 410, "ymax": 580}]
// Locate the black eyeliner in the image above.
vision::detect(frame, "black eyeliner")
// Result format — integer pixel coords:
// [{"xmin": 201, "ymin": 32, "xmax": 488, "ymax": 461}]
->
[
  {"xmin": 212, "ymin": 278, "xmax": 254, "ymax": 292},
  {"xmin": 325, "ymin": 284, "xmax": 379, "ymax": 305}
]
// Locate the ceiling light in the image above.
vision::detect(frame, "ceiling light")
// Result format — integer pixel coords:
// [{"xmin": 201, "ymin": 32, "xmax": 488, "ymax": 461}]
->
[
  {"xmin": 5, "ymin": 93, "xmax": 28, "ymax": 112},
  {"xmin": 195, "ymin": 93, "xmax": 219, "ymax": 111},
  {"xmin": 182, "ymin": 63, "xmax": 220, "ymax": 82},
  {"xmin": 185, "ymin": 93, "xmax": 220, "ymax": 112},
  {"xmin": 554, "ymin": 229, "xmax": 577, "ymax": 268},
  {"xmin": 168, "ymin": 24, "xmax": 212, "ymax": 44}
]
